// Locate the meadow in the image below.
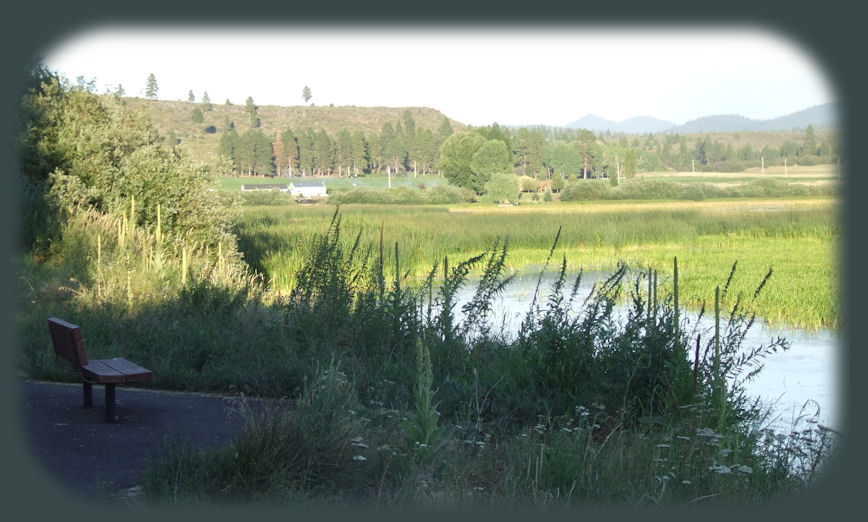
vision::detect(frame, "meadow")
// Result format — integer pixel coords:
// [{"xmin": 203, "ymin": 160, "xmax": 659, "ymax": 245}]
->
[{"xmin": 235, "ymin": 197, "xmax": 839, "ymax": 330}]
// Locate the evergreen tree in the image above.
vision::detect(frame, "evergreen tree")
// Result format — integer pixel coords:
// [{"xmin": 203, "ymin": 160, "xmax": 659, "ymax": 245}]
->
[
  {"xmin": 437, "ymin": 117, "xmax": 454, "ymax": 143},
  {"xmin": 298, "ymin": 128, "xmax": 316, "ymax": 175},
  {"xmin": 281, "ymin": 129, "xmax": 299, "ymax": 176},
  {"xmin": 145, "ymin": 73, "xmax": 158, "ymax": 99},
  {"xmin": 402, "ymin": 110, "xmax": 417, "ymax": 175},
  {"xmin": 337, "ymin": 129, "xmax": 353, "ymax": 177},
  {"xmin": 314, "ymin": 129, "xmax": 335, "ymax": 175},
  {"xmin": 303, "ymin": 85, "xmax": 312, "ymax": 104},
  {"xmin": 245, "ymin": 96, "xmax": 258, "ymax": 128},
  {"xmin": 202, "ymin": 91, "xmax": 212, "ymax": 111},
  {"xmin": 188, "ymin": 90, "xmax": 195, "ymax": 102},
  {"xmin": 803, "ymin": 124, "xmax": 817, "ymax": 156},
  {"xmin": 624, "ymin": 148, "xmax": 638, "ymax": 178},
  {"xmin": 218, "ymin": 127, "xmax": 239, "ymax": 173},
  {"xmin": 191, "ymin": 107, "xmax": 204, "ymax": 123},
  {"xmin": 115, "ymin": 84, "xmax": 125, "ymax": 97},
  {"xmin": 351, "ymin": 130, "xmax": 369, "ymax": 175},
  {"xmin": 273, "ymin": 132, "xmax": 285, "ymax": 176},
  {"xmin": 576, "ymin": 129, "xmax": 596, "ymax": 179}
]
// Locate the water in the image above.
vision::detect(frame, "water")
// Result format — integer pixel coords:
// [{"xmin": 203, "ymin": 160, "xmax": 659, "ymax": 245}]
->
[{"xmin": 452, "ymin": 271, "xmax": 840, "ymax": 432}]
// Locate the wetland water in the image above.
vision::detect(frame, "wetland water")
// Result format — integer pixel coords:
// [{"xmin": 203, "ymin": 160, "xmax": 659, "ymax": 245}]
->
[{"xmin": 453, "ymin": 271, "xmax": 840, "ymax": 433}]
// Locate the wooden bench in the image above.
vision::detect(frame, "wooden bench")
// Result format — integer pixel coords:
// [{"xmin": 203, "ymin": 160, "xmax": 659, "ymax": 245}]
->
[{"xmin": 48, "ymin": 317, "xmax": 154, "ymax": 422}]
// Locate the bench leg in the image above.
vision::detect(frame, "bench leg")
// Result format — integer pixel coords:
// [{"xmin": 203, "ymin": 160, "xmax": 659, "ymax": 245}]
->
[
  {"xmin": 105, "ymin": 384, "xmax": 116, "ymax": 422},
  {"xmin": 83, "ymin": 382, "xmax": 93, "ymax": 408}
]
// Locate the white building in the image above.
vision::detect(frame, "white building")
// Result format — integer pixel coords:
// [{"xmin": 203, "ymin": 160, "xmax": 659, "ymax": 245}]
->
[{"xmin": 289, "ymin": 181, "xmax": 328, "ymax": 198}]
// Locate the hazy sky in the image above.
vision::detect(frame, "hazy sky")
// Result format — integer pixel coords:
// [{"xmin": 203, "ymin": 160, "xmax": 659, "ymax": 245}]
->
[{"xmin": 42, "ymin": 25, "xmax": 836, "ymax": 127}]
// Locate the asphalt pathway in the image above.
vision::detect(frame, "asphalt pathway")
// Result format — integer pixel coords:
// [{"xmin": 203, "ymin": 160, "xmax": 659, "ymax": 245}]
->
[{"xmin": 20, "ymin": 378, "xmax": 257, "ymax": 500}]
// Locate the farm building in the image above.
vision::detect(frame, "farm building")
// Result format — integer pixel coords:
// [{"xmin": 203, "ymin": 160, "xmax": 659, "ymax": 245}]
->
[
  {"xmin": 241, "ymin": 184, "xmax": 289, "ymax": 193},
  {"xmin": 289, "ymin": 181, "xmax": 328, "ymax": 198}
]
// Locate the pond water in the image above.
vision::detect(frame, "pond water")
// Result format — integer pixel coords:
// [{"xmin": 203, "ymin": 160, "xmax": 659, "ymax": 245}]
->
[{"xmin": 452, "ymin": 271, "xmax": 841, "ymax": 433}]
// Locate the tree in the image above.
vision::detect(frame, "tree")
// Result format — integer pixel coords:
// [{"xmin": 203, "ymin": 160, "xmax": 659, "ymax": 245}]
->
[
  {"xmin": 576, "ymin": 129, "xmax": 596, "ymax": 179},
  {"xmin": 273, "ymin": 132, "xmax": 285, "ymax": 176},
  {"xmin": 142, "ymin": 75, "xmax": 157, "ymax": 99},
  {"xmin": 470, "ymin": 139, "xmax": 512, "ymax": 193},
  {"xmin": 437, "ymin": 117, "xmax": 454, "ymax": 144},
  {"xmin": 302, "ymin": 85, "xmax": 312, "ymax": 104},
  {"xmin": 245, "ymin": 96, "xmax": 258, "ymax": 128},
  {"xmin": 314, "ymin": 129, "xmax": 336, "ymax": 175},
  {"xmin": 219, "ymin": 127, "xmax": 239, "ymax": 173},
  {"xmin": 202, "ymin": 91, "xmax": 212, "ymax": 111},
  {"xmin": 351, "ymin": 130, "xmax": 369, "ymax": 175},
  {"xmin": 439, "ymin": 130, "xmax": 486, "ymax": 192},
  {"xmin": 803, "ymin": 124, "xmax": 817, "ymax": 156},
  {"xmin": 624, "ymin": 148, "xmax": 638, "ymax": 179},
  {"xmin": 337, "ymin": 129, "xmax": 353, "ymax": 176},
  {"xmin": 191, "ymin": 107, "xmax": 204, "ymax": 123},
  {"xmin": 114, "ymin": 84, "xmax": 125, "ymax": 97},
  {"xmin": 188, "ymin": 90, "xmax": 195, "ymax": 102},
  {"xmin": 484, "ymin": 172, "xmax": 520, "ymax": 204},
  {"xmin": 281, "ymin": 129, "xmax": 300, "ymax": 176},
  {"xmin": 19, "ymin": 72, "xmax": 233, "ymax": 251},
  {"xmin": 145, "ymin": 73, "xmax": 158, "ymax": 99}
]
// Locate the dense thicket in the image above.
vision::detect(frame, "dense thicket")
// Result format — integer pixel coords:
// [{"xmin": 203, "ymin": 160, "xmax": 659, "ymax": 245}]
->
[{"xmin": 17, "ymin": 65, "xmax": 237, "ymax": 255}]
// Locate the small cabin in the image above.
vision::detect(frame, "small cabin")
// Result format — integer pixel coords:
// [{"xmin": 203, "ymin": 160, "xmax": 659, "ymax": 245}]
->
[{"xmin": 289, "ymin": 181, "xmax": 328, "ymax": 199}]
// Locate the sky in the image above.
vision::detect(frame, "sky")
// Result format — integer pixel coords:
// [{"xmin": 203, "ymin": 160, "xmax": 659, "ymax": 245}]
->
[{"xmin": 42, "ymin": 25, "xmax": 837, "ymax": 128}]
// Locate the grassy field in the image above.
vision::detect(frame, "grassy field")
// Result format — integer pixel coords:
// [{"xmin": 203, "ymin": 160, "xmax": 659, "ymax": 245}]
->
[
  {"xmin": 235, "ymin": 197, "xmax": 839, "ymax": 330},
  {"xmin": 639, "ymin": 164, "xmax": 839, "ymax": 186}
]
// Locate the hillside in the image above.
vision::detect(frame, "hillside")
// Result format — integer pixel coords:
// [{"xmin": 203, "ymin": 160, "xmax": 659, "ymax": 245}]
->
[{"xmin": 122, "ymin": 97, "xmax": 467, "ymax": 165}]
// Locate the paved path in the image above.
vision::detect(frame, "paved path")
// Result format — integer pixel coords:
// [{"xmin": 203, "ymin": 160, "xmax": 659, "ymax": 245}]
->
[{"xmin": 20, "ymin": 378, "xmax": 257, "ymax": 500}]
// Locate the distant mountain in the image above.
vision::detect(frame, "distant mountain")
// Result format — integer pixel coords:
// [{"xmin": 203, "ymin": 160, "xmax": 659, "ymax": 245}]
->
[
  {"xmin": 564, "ymin": 114, "xmax": 675, "ymax": 134},
  {"xmin": 667, "ymin": 104, "xmax": 838, "ymax": 134},
  {"xmin": 564, "ymin": 103, "xmax": 838, "ymax": 135}
]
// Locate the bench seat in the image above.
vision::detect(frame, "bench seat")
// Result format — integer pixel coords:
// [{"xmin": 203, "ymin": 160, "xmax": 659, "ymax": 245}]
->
[{"xmin": 48, "ymin": 317, "xmax": 154, "ymax": 422}]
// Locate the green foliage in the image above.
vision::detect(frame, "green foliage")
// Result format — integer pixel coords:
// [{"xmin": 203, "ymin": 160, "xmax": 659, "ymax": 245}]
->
[
  {"xmin": 191, "ymin": 106, "xmax": 204, "ymax": 123},
  {"xmin": 438, "ymin": 130, "xmax": 486, "ymax": 192},
  {"xmin": 17, "ymin": 75, "xmax": 235, "ymax": 252},
  {"xmin": 483, "ymin": 172, "xmax": 520, "ymax": 204}
]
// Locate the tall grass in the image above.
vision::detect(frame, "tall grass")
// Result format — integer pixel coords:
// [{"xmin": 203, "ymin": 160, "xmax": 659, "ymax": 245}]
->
[
  {"xmin": 235, "ymin": 199, "xmax": 839, "ymax": 329},
  {"xmin": 16, "ymin": 202, "xmax": 837, "ymax": 507},
  {"xmin": 135, "ymin": 213, "xmax": 836, "ymax": 507}
]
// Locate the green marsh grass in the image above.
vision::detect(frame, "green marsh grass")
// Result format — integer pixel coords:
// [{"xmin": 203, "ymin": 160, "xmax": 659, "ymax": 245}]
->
[{"xmin": 235, "ymin": 198, "xmax": 838, "ymax": 329}]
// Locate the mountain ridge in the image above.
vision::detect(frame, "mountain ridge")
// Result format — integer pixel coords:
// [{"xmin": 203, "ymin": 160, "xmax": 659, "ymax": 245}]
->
[{"xmin": 564, "ymin": 103, "xmax": 838, "ymax": 134}]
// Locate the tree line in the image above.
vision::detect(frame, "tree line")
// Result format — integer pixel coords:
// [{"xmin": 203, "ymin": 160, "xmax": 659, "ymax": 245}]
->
[{"xmin": 215, "ymin": 112, "xmax": 835, "ymax": 191}]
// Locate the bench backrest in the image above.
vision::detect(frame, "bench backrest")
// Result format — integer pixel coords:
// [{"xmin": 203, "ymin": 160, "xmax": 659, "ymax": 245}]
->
[{"xmin": 48, "ymin": 317, "xmax": 89, "ymax": 371}]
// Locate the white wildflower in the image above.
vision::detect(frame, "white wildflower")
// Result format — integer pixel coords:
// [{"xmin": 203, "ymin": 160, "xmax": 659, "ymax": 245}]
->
[{"xmin": 352, "ymin": 455, "xmax": 367, "ymax": 461}]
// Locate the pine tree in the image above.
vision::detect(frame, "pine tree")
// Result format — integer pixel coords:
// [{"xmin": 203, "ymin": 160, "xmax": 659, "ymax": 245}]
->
[
  {"xmin": 188, "ymin": 90, "xmax": 195, "ymax": 102},
  {"xmin": 145, "ymin": 73, "xmax": 158, "ymax": 99},
  {"xmin": 202, "ymin": 91, "xmax": 212, "ymax": 111},
  {"xmin": 302, "ymin": 86, "xmax": 312, "ymax": 104}
]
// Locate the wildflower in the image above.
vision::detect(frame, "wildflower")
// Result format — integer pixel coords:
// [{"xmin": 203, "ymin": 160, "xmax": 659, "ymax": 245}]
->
[
  {"xmin": 352, "ymin": 455, "xmax": 367, "ymax": 461},
  {"xmin": 656, "ymin": 444, "xmax": 671, "ymax": 449},
  {"xmin": 696, "ymin": 427, "xmax": 719, "ymax": 438},
  {"xmin": 735, "ymin": 465, "xmax": 753, "ymax": 474},
  {"xmin": 719, "ymin": 448, "xmax": 732, "ymax": 458},
  {"xmin": 682, "ymin": 480, "xmax": 693, "ymax": 485},
  {"xmin": 708, "ymin": 464, "xmax": 732, "ymax": 474},
  {"xmin": 676, "ymin": 436, "xmax": 691, "ymax": 441}
]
